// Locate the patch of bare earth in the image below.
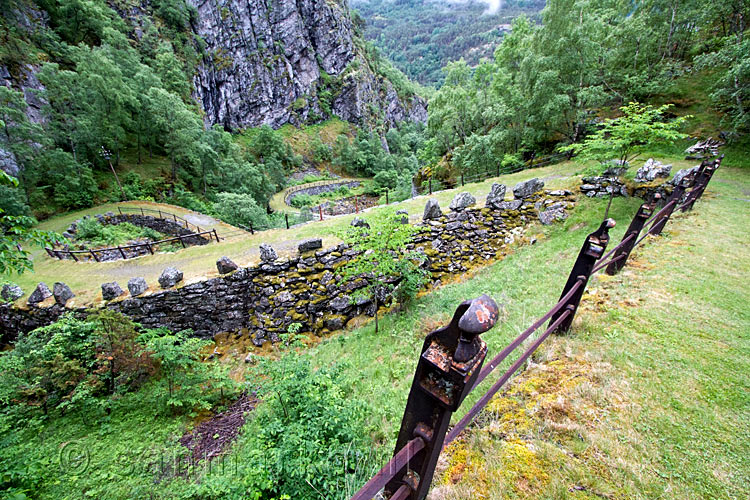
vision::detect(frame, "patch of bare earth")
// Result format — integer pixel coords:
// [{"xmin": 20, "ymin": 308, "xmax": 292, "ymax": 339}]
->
[{"xmin": 179, "ymin": 392, "xmax": 258, "ymax": 463}]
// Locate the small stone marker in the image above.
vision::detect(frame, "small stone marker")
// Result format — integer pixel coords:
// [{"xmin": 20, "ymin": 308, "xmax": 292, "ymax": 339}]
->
[
  {"xmin": 449, "ymin": 192, "xmax": 476, "ymax": 212},
  {"xmin": 128, "ymin": 277, "xmax": 148, "ymax": 297},
  {"xmin": 216, "ymin": 256, "xmax": 238, "ymax": 274},
  {"xmin": 259, "ymin": 244, "xmax": 277, "ymax": 263},
  {"xmin": 53, "ymin": 282, "xmax": 74, "ymax": 306},
  {"xmin": 513, "ymin": 178, "xmax": 545, "ymax": 199},
  {"xmin": 28, "ymin": 282, "xmax": 52, "ymax": 305},
  {"xmin": 158, "ymin": 267, "xmax": 183, "ymax": 288},
  {"xmin": 350, "ymin": 217, "xmax": 370, "ymax": 229},
  {"xmin": 101, "ymin": 282, "xmax": 124, "ymax": 301},
  {"xmin": 396, "ymin": 209, "xmax": 409, "ymax": 224},
  {"xmin": 485, "ymin": 183, "xmax": 507, "ymax": 208},
  {"xmin": 298, "ymin": 238, "xmax": 322, "ymax": 254},
  {"xmin": 423, "ymin": 198, "xmax": 442, "ymax": 220}
]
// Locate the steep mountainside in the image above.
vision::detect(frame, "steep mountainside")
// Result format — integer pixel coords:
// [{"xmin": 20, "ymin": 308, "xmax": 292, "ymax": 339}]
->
[{"xmin": 191, "ymin": 0, "xmax": 426, "ymax": 129}]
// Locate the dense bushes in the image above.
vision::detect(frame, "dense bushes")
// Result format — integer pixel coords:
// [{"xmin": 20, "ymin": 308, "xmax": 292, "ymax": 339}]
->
[
  {"xmin": 0, "ymin": 312, "xmax": 232, "ymax": 417},
  {"xmin": 74, "ymin": 218, "xmax": 163, "ymax": 247}
]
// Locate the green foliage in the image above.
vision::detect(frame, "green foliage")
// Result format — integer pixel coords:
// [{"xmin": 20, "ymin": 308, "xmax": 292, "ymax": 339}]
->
[
  {"xmin": 337, "ymin": 209, "xmax": 427, "ymax": 331},
  {"xmin": 74, "ymin": 218, "xmax": 164, "ymax": 247},
  {"xmin": 0, "ymin": 172, "xmax": 62, "ymax": 275},
  {"xmin": 201, "ymin": 354, "xmax": 379, "ymax": 499},
  {"xmin": 0, "ymin": 312, "xmax": 158, "ymax": 415},
  {"xmin": 695, "ymin": 15, "xmax": 750, "ymax": 136},
  {"xmin": 289, "ymin": 193, "xmax": 314, "ymax": 209},
  {"xmin": 559, "ymin": 102, "xmax": 690, "ymax": 170},
  {"xmin": 140, "ymin": 328, "xmax": 225, "ymax": 414},
  {"xmin": 212, "ymin": 192, "xmax": 272, "ymax": 229}
]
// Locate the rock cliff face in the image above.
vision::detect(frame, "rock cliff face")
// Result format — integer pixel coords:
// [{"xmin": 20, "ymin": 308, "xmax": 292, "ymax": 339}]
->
[{"xmin": 188, "ymin": 0, "xmax": 427, "ymax": 130}]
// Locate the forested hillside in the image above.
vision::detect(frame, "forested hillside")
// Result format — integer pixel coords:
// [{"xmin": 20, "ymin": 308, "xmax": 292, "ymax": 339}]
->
[
  {"xmin": 422, "ymin": 0, "xmax": 750, "ymax": 186},
  {"xmin": 351, "ymin": 0, "xmax": 546, "ymax": 86}
]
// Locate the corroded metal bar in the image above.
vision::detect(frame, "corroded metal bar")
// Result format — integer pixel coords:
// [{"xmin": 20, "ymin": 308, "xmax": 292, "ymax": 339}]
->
[
  {"xmin": 606, "ymin": 196, "xmax": 659, "ymax": 275},
  {"xmin": 550, "ymin": 218, "xmax": 615, "ymax": 333}
]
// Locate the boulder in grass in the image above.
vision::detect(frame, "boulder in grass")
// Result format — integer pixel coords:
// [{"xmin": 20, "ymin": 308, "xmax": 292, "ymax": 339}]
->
[
  {"xmin": 485, "ymin": 183, "xmax": 507, "ymax": 208},
  {"xmin": 1, "ymin": 284, "xmax": 24, "ymax": 302},
  {"xmin": 259, "ymin": 244, "xmax": 277, "ymax": 263},
  {"xmin": 513, "ymin": 178, "xmax": 545, "ymax": 199},
  {"xmin": 158, "ymin": 267, "xmax": 183, "ymax": 288},
  {"xmin": 53, "ymin": 282, "xmax": 74, "ymax": 306},
  {"xmin": 28, "ymin": 282, "xmax": 52, "ymax": 305},
  {"xmin": 216, "ymin": 256, "xmax": 238, "ymax": 274},
  {"xmin": 101, "ymin": 282, "xmax": 124, "ymax": 301},
  {"xmin": 128, "ymin": 277, "xmax": 148, "ymax": 297},
  {"xmin": 298, "ymin": 238, "xmax": 322, "ymax": 254},
  {"xmin": 423, "ymin": 198, "xmax": 442, "ymax": 220},
  {"xmin": 449, "ymin": 192, "xmax": 476, "ymax": 212}
]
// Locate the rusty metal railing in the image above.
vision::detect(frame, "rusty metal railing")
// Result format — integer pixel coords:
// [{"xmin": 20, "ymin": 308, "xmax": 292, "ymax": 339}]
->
[{"xmin": 350, "ymin": 152, "xmax": 722, "ymax": 500}]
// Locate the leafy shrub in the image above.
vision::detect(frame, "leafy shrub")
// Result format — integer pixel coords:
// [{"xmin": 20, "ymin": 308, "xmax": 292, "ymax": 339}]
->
[
  {"xmin": 139, "ymin": 328, "xmax": 232, "ymax": 415},
  {"xmin": 0, "ymin": 312, "xmax": 156, "ymax": 414},
  {"xmin": 212, "ymin": 192, "xmax": 271, "ymax": 229},
  {"xmin": 289, "ymin": 193, "xmax": 314, "ymax": 208},
  {"xmin": 196, "ymin": 354, "xmax": 379, "ymax": 499}
]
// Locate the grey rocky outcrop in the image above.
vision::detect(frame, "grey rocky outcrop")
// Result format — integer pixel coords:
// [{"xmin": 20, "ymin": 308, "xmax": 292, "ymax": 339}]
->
[
  {"xmin": 216, "ymin": 256, "xmax": 238, "ymax": 274},
  {"xmin": 28, "ymin": 282, "xmax": 52, "ymax": 304},
  {"xmin": 159, "ymin": 267, "xmax": 183, "ymax": 288},
  {"xmin": 485, "ymin": 183, "xmax": 507, "ymax": 208},
  {"xmin": 513, "ymin": 178, "xmax": 545, "ymax": 199},
  {"xmin": 128, "ymin": 278, "xmax": 148, "ymax": 297},
  {"xmin": 101, "ymin": 282, "xmax": 124, "ymax": 301},
  {"xmin": 298, "ymin": 239, "xmax": 323, "ymax": 253},
  {"xmin": 423, "ymin": 198, "xmax": 442, "ymax": 220},
  {"xmin": 53, "ymin": 282, "xmax": 74, "ymax": 306},
  {"xmin": 259, "ymin": 244, "xmax": 278, "ymax": 263},
  {"xmin": 189, "ymin": 0, "xmax": 427, "ymax": 130},
  {"xmin": 635, "ymin": 159, "xmax": 672, "ymax": 182},
  {"xmin": 449, "ymin": 192, "xmax": 476, "ymax": 212},
  {"xmin": 1, "ymin": 284, "xmax": 23, "ymax": 302}
]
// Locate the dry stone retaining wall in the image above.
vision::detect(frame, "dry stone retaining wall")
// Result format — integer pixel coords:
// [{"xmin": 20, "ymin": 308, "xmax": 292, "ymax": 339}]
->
[{"xmin": 1, "ymin": 188, "xmax": 575, "ymax": 346}]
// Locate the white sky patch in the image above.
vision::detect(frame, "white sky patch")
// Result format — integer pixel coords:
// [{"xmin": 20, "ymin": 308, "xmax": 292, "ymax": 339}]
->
[
  {"xmin": 353, "ymin": 1, "xmax": 505, "ymax": 16},
  {"xmin": 433, "ymin": 0, "xmax": 504, "ymax": 15}
]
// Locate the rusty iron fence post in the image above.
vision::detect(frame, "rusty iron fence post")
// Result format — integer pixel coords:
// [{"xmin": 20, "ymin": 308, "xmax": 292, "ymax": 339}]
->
[
  {"xmin": 429, "ymin": 178, "xmax": 432, "ymax": 195},
  {"xmin": 682, "ymin": 154, "xmax": 723, "ymax": 212},
  {"xmin": 650, "ymin": 182, "xmax": 687, "ymax": 236},
  {"xmin": 285, "ymin": 213, "xmax": 290, "ymax": 229},
  {"xmin": 606, "ymin": 196, "xmax": 659, "ymax": 275},
  {"xmin": 550, "ymin": 218, "xmax": 615, "ymax": 334},
  {"xmin": 382, "ymin": 295, "xmax": 499, "ymax": 500}
]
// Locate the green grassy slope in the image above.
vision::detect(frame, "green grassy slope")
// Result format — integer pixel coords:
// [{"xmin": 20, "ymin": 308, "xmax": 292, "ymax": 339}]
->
[{"xmin": 3, "ymin": 156, "xmax": 747, "ymax": 499}]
